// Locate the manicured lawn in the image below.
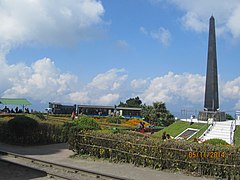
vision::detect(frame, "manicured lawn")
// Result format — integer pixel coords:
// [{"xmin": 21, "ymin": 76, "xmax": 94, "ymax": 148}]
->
[
  {"xmin": 153, "ymin": 120, "xmax": 209, "ymax": 140},
  {"xmin": 234, "ymin": 125, "xmax": 240, "ymax": 147}
]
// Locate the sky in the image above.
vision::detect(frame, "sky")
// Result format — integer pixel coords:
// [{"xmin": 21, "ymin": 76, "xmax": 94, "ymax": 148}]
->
[{"xmin": 0, "ymin": 0, "xmax": 240, "ymax": 116}]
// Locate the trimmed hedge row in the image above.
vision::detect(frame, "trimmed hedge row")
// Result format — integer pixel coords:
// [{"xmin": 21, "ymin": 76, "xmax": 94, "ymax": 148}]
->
[
  {"xmin": 0, "ymin": 115, "xmax": 101, "ymax": 145},
  {"xmin": 0, "ymin": 115, "xmax": 65, "ymax": 145},
  {"xmin": 69, "ymin": 131, "xmax": 240, "ymax": 179},
  {"xmin": 0, "ymin": 122, "xmax": 63, "ymax": 145}
]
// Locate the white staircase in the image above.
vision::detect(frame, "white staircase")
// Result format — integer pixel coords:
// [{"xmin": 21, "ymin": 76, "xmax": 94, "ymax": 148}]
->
[{"xmin": 201, "ymin": 120, "xmax": 236, "ymax": 144}]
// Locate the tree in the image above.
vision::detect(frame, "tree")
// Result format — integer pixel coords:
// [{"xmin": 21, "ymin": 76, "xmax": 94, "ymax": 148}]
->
[
  {"xmin": 226, "ymin": 113, "xmax": 234, "ymax": 120},
  {"xmin": 118, "ymin": 96, "xmax": 142, "ymax": 108},
  {"xmin": 141, "ymin": 102, "xmax": 175, "ymax": 127}
]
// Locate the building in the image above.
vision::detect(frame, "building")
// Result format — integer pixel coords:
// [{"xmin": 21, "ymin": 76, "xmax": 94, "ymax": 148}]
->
[{"xmin": 48, "ymin": 102, "xmax": 142, "ymax": 118}]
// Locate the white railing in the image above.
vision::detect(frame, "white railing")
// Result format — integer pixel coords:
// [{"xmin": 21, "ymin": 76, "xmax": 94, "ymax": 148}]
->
[{"xmin": 230, "ymin": 120, "xmax": 236, "ymax": 145}]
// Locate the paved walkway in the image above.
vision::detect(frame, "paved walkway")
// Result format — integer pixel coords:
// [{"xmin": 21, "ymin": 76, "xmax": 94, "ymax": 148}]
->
[{"xmin": 0, "ymin": 143, "xmax": 212, "ymax": 180}]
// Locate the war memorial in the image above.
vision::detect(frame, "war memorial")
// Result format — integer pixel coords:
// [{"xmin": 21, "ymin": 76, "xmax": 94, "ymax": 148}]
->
[{"xmin": 198, "ymin": 16, "xmax": 226, "ymax": 121}]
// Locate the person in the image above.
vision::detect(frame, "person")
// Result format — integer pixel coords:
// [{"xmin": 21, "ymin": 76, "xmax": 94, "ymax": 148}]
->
[
  {"xmin": 15, "ymin": 107, "xmax": 19, "ymax": 113},
  {"xmin": 71, "ymin": 111, "xmax": 76, "ymax": 120},
  {"xmin": 166, "ymin": 134, "xmax": 173, "ymax": 140},
  {"xmin": 162, "ymin": 131, "xmax": 167, "ymax": 141},
  {"xmin": 139, "ymin": 122, "xmax": 145, "ymax": 133}
]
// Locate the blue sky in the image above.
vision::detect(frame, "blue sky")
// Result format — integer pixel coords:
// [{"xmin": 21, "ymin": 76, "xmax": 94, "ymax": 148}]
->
[{"xmin": 0, "ymin": 0, "xmax": 240, "ymax": 116}]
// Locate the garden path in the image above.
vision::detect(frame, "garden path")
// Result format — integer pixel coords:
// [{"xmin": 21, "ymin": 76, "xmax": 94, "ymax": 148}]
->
[{"xmin": 0, "ymin": 142, "xmax": 212, "ymax": 180}]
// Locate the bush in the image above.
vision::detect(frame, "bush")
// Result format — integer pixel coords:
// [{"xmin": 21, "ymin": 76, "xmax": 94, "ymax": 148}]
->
[
  {"xmin": 74, "ymin": 116, "xmax": 101, "ymax": 130},
  {"xmin": 69, "ymin": 131, "xmax": 240, "ymax": 179},
  {"xmin": 8, "ymin": 116, "xmax": 39, "ymax": 136},
  {"xmin": 61, "ymin": 122, "xmax": 75, "ymax": 142},
  {"xmin": 0, "ymin": 116, "xmax": 64, "ymax": 145},
  {"xmin": 32, "ymin": 112, "xmax": 46, "ymax": 120},
  {"xmin": 106, "ymin": 117, "xmax": 121, "ymax": 124},
  {"xmin": 203, "ymin": 138, "xmax": 229, "ymax": 146}
]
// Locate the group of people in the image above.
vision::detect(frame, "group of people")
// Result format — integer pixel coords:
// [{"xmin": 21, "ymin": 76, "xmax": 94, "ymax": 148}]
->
[
  {"xmin": 162, "ymin": 131, "xmax": 173, "ymax": 141},
  {"xmin": 1, "ymin": 106, "xmax": 30, "ymax": 114}
]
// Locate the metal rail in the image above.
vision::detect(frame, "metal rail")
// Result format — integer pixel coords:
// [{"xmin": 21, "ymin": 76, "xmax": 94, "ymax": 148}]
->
[{"xmin": 0, "ymin": 150, "xmax": 132, "ymax": 180}]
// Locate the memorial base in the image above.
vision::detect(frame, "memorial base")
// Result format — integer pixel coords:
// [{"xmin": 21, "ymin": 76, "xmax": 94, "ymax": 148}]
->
[{"xmin": 198, "ymin": 111, "xmax": 226, "ymax": 121}]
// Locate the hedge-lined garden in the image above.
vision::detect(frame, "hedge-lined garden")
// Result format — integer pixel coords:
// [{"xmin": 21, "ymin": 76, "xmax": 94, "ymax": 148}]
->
[{"xmin": 0, "ymin": 114, "xmax": 240, "ymax": 179}]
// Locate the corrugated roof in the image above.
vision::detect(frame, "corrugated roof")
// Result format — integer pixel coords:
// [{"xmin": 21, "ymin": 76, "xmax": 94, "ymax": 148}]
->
[{"xmin": 0, "ymin": 98, "xmax": 31, "ymax": 105}]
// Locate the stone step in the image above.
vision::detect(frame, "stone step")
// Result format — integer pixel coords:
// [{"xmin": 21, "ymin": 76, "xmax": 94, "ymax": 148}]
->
[
  {"xmin": 206, "ymin": 134, "xmax": 230, "ymax": 138},
  {"xmin": 210, "ymin": 130, "xmax": 231, "ymax": 133}
]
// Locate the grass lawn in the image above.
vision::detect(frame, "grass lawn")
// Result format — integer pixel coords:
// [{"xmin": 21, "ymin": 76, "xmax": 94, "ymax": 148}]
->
[
  {"xmin": 234, "ymin": 126, "xmax": 240, "ymax": 147},
  {"xmin": 153, "ymin": 120, "xmax": 209, "ymax": 140}
]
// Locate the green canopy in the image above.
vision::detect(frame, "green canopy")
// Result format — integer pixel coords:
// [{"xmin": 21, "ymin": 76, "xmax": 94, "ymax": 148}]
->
[{"xmin": 0, "ymin": 98, "xmax": 31, "ymax": 105}]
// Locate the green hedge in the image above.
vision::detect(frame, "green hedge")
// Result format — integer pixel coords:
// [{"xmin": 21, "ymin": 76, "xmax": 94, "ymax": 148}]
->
[
  {"xmin": 0, "ymin": 116, "xmax": 63, "ymax": 145},
  {"xmin": 106, "ymin": 117, "xmax": 122, "ymax": 124},
  {"xmin": 68, "ymin": 131, "xmax": 240, "ymax": 179},
  {"xmin": 203, "ymin": 138, "xmax": 229, "ymax": 146}
]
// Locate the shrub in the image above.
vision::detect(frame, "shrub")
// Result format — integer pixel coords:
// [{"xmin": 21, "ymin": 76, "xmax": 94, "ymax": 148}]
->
[
  {"xmin": 61, "ymin": 122, "xmax": 75, "ymax": 142},
  {"xmin": 106, "ymin": 117, "xmax": 121, "ymax": 124},
  {"xmin": 32, "ymin": 112, "xmax": 46, "ymax": 120},
  {"xmin": 74, "ymin": 116, "xmax": 101, "ymax": 130},
  {"xmin": 8, "ymin": 116, "xmax": 39, "ymax": 136},
  {"xmin": 0, "ymin": 118, "xmax": 63, "ymax": 145},
  {"xmin": 69, "ymin": 131, "xmax": 240, "ymax": 179},
  {"xmin": 203, "ymin": 138, "xmax": 229, "ymax": 146}
]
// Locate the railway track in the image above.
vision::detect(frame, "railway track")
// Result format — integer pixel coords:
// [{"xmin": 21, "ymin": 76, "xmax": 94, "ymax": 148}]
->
[{"xmin": 0, "ymin": 150, "xmax": 132, "ymax": 180}]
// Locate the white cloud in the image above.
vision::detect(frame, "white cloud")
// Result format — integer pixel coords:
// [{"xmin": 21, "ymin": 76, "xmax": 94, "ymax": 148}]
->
[
  {"xmin": 97, "ymin": 94, "xmax": 120, "ymax": 105},
  {"xmin": 68, "ymin": 68, "xmax": 128, "ymax": 105},
  {"xmin": 140, "ymin": 26, "xmax": 171, "ymax": 46},
  {"xmin": 1, "ymin": 55, "xmax": 240, "ymax": 110},
  {"xmin": 0, "ymin": 0, "xmax": 105, "ymax": 52},
  {"xmin": 150, "ymin": 27, "xmax": 171, "ymax": 46},
  {"xmin": 2, "ymin": 58, "xmax": 78, "ymax": 103},
  {"xmin": 139, "ymin": 72, "xmax": 205, "ymax": 104},
  {"xmin": 222, "ymin": 77, "xmax": 240, "ymax": 100},
  {"xmin": 1, "ymin": 56, "xmax": 128, "ymax": 106},
  {"xmin": 88, "ymin": 68, "xmax": 127, "ymax": 91},
  {"xmin": 140, "ymin": 27, "xmax": 148, "ymax": 35},
  {"xmin": 131, "ymin": 79, "xmax": 149, "ymax": 90},
  {"xmin": 115, "ymin": 40, "xmax": 129, "ymax": 49},
  {"xmin": 164, "ymin": 0, "xmax": 240, "ymax": 38},
  {"xmin": 227, "ymin": 4, "xmax": 240, "ymax": 38}
]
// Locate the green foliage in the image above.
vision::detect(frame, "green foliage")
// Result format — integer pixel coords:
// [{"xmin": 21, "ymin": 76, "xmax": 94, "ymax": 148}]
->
[
  {"xmin": 0, "ymin": 116, "xmax": 63, "ymax": 145},
  {"xmin": 61, "ymin": 121, "xmax": 75, "ymax": 142},
  {"xmin": 69, "ymin": 131, "xmax": 240, "ymax": 179},
  {"xmin": 154, "ymin": 121, "xmax": 209, "ymax": 140},
  {"xmin": 112, "ymin": 127, "xmax": 120, "ymax": 134},
  {"xmin": 141, "ymin": 102, "xmax": 175, "ymax": 127},
  {"xmin": 73, "ymin": 116, "xmax": 101, "ymax": 130},
  {"xmin": 118, "ymin": 96, "xmax": 142, "ymax": 107},
  {"xmin": 203, "ymin": 138, "xmax": 229, "ymax": 146},
  {"xmin": 8, "ymin": 116, "xmax": 39, "ymax": 136},
  {"xmin": 226, "ymin": 113, "xmax": 234, "ymax": 120},
  {"xmin": 234, "ymin": 126, "xmax": 240, "ymax": 147},
  {"xmin": 106, "ymin": 117, "xmax": 121, "ymax": 124},
  {"xmin": 32, "ymin": 112, "xmax": 46, "ymax": 120}
]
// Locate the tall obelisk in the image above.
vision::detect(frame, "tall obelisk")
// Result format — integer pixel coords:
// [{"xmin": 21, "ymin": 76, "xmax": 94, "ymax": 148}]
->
[
  {"xmin": 204, "ymin": 16, "xmax": 219, "ymax": 111},
  {"xmin": 198, "ymin": 16, "xmax": 225, "ymax": 121}
]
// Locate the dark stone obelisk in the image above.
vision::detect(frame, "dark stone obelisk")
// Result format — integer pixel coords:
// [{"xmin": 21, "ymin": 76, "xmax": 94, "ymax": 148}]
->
[
  {"xmin": 204, "ymin": 16, "xmax": 219, "ymax": 111},
  {"xmin": 198, "ymin": 16, "xmax": 225, "ymax": 121}
]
